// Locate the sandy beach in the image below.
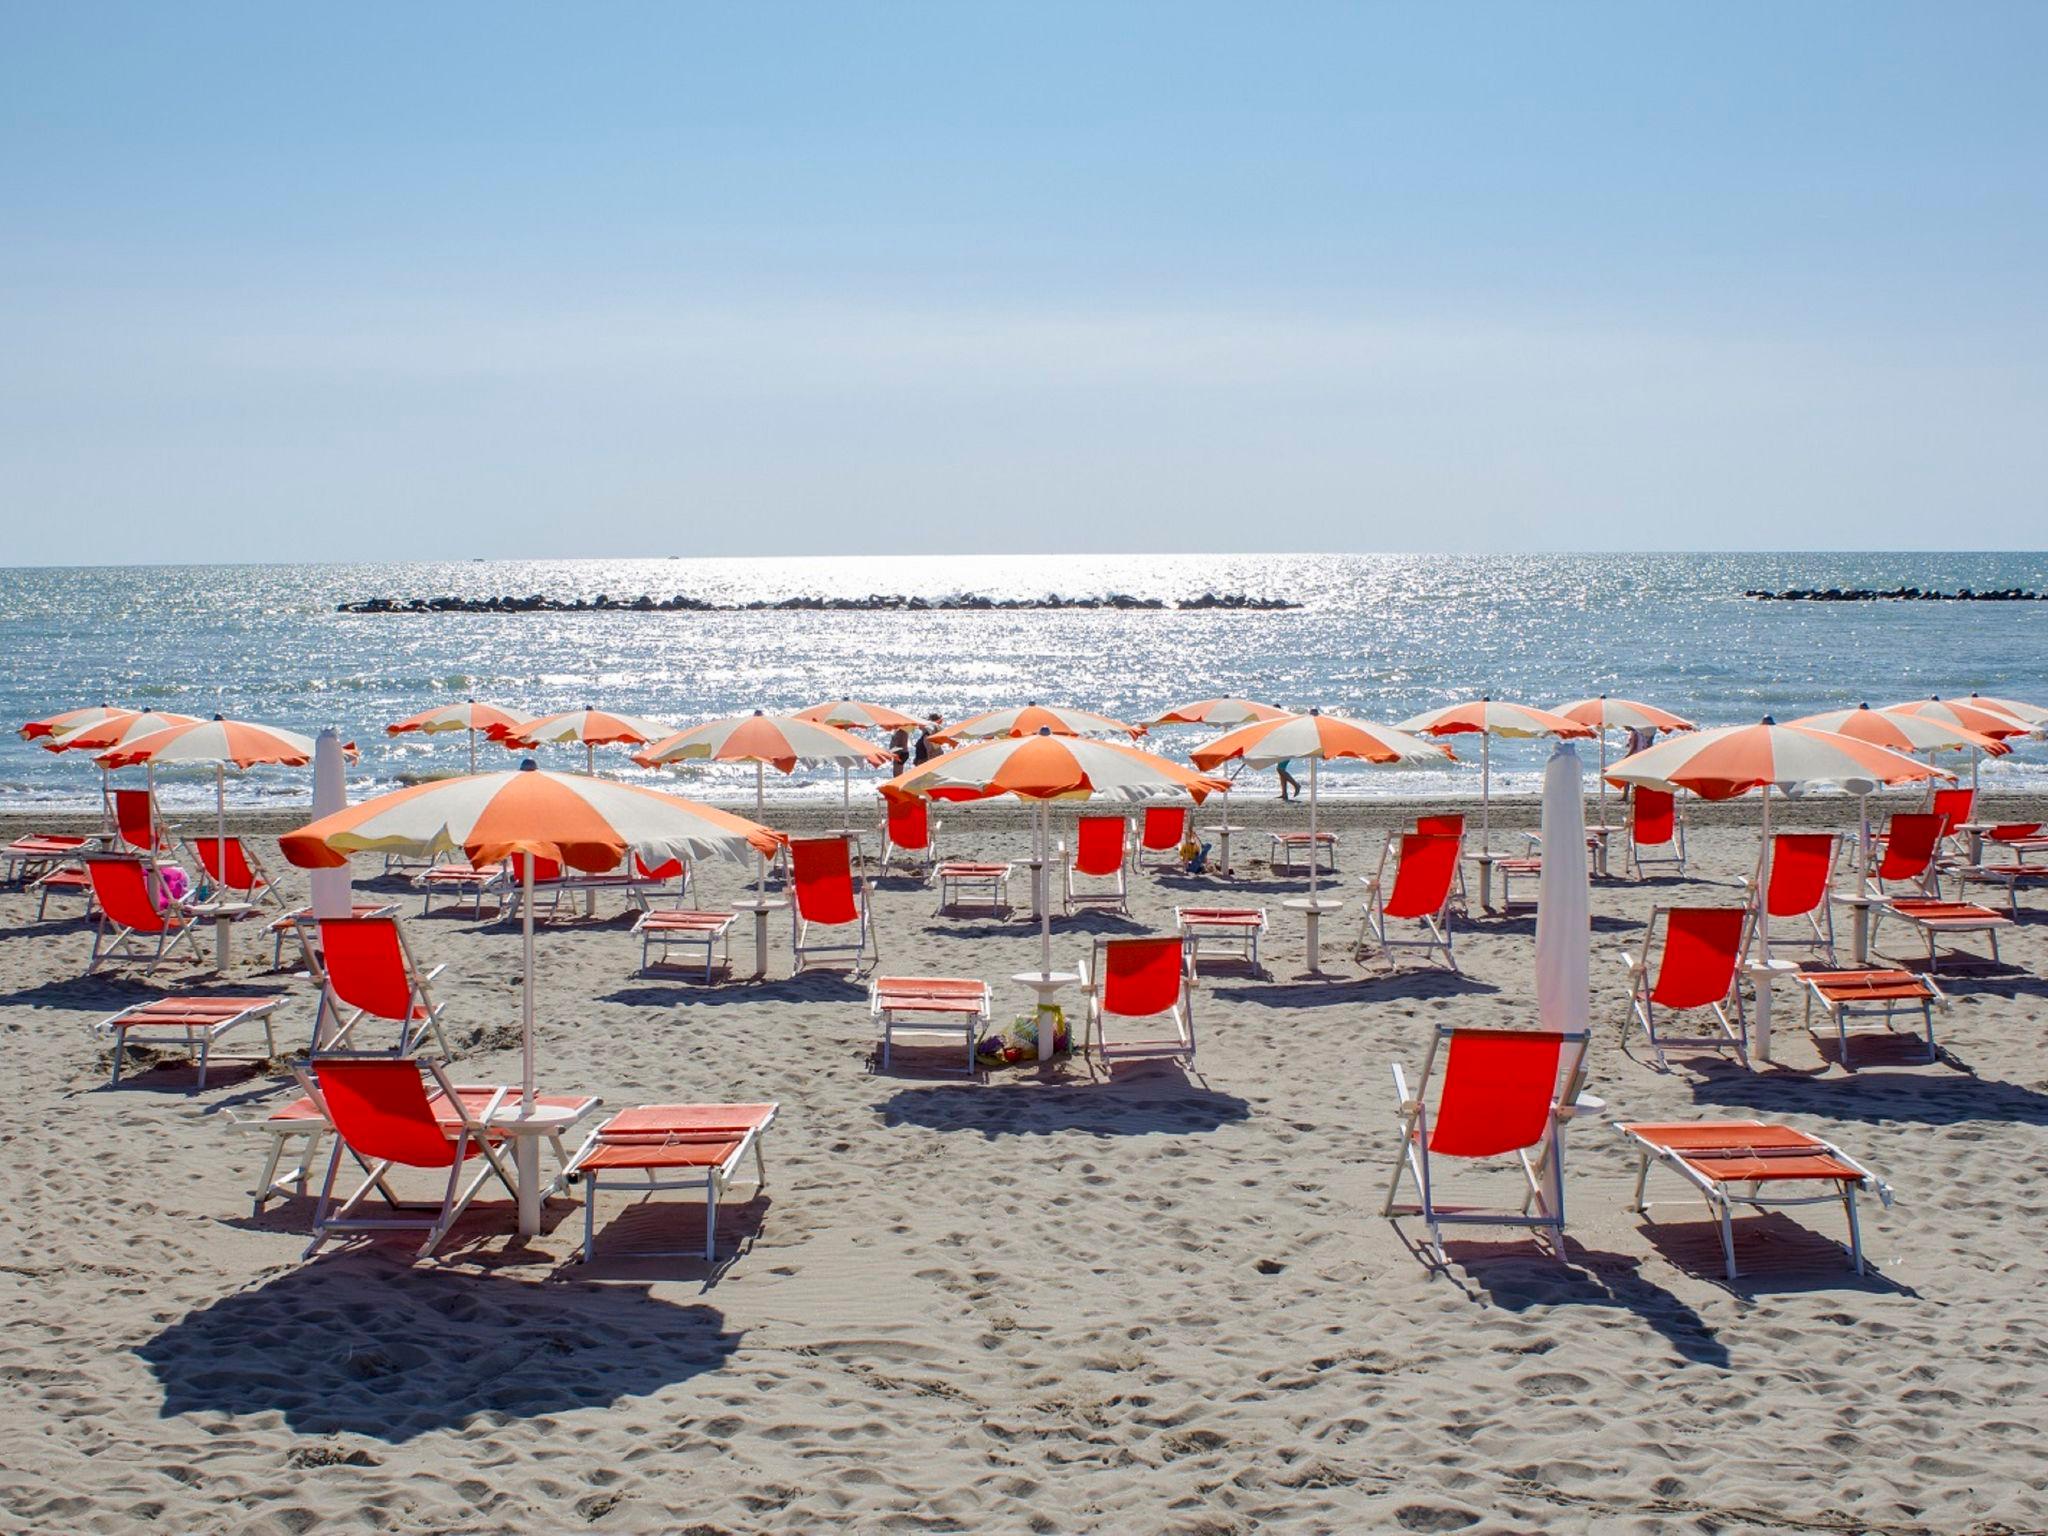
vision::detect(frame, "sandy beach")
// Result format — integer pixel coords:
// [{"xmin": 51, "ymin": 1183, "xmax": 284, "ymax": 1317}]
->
[{"xmin": 3, "ymin": 791, "xmax": 2045, "ymax": 1535}]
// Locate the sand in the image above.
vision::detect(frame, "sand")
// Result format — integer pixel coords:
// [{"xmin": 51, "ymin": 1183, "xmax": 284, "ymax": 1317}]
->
[{"xmin": 2, "ymin": 791, "xmax": 2045, "ymax": 1535}]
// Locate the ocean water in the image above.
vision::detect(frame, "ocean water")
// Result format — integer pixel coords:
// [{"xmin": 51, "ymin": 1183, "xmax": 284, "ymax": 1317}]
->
[{"xmin": 2, "ymin": 552, "xmax": 2043, "ymax": 813}]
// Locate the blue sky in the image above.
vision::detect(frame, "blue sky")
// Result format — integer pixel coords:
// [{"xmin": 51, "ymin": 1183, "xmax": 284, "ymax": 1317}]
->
[{"xmin": 3, "ymin": 3, "xmax": 2043, "ymax": 562}]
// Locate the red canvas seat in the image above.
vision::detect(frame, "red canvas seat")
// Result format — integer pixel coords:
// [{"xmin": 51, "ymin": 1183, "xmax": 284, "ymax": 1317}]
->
[
  {"xmin": 1063, "ymin": 816, "xmax": 1131, "ymax": 914},
  {"xmin": 788, "ymin": 836, "xmax": 878, "ymax": 973},
  {"xmin": 564, "ymin": 1102, "xmax": 777, "ymax": 1261},
  {"xmin": 1929, "ymin": 786, "xmax": 1975, "ymax": 853},
  {"xmin": 1356, "ymin": 832, "xmax": 1461, "ymax": 970},
  {"xmin": 1079, "ymin": 936, "xmax": 1194, "ymax": 1062},
  {"xmin": 1413, "ymin": 814, "xmax": 1469, "ymax": 910},
  {"xmin": 1869, "ymin": 812, "xmax": 1942, "ymax": 894},
  {"xmin": 83, "ymin": 854, "xmax": 200, "ymax": 974},
  {"xmin": 114, "ymin": 787, "xmax": 175, "ymax": 855},
  {"xmin": 1616, "ymin": 1120, "xmax": 1890, "ymax": 1278},
  {"xmin": 1745, "ymin": 833, "xmax": 1837, "ymax": 964},
  {"xmin": 1619, "ymin": 905, "xmax": 1750, "ymax": 1069},
  {"xmin": 310, "ymin": 915, "xmax": 451, "ymax": 1056},
  {"xmin": 870, "ymin": 975, "xmax": 991, "ymax": 1074},
  {"xmin": 1136, "ymin": 805, "xmax": 1189, "ymax": 869},
  {"xmin": 189, "ymin": 835, "xmax": 284, "ymax": 909},
  {"xmin": 879, "ymin": 795, "xmax": 941, "ymax": 871},
  {"xmin": 1384, "ymin": 1026, "xmax": 1592, "ymax": 1260},
  {"xmin": 1625, "ymin": 788, "xmax": 1687, "ymax": 879}
]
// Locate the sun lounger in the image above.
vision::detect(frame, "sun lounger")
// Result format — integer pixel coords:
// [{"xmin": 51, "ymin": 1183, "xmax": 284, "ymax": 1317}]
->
[
  {"xmin": 1384, "ymin": 1025, "xmax": 1594, "ymax": 1261},
  {"xmin": 1174, "ymin": 906, "xmax": 1267, "ymax": 977},
  {"xmin": 564, "ymin": 1102, "xmax": 778, "ymax": 1261},
  {"xmin": 1952, "ymin": 860, "xmax": 2048, "ymax": 917},
  {"xmin": 99, "ymin": 993, "xmax": 284, "ymax": 1091},
  {"xmin": 1078, "ymin": 936, "xmax": 1194, "ymax": 1062},
  {"xmin": 1063, "ymin": 816, "xmax": 1131, "ymax": 915},
  {"xmin": 1619, "ymin": 905, "xmax": 1750, "ymax": 1069},
  {"xmin": 789, "ymin": 836, "xmax": 878, "ymax": 973},
  {"xmin": 1356, "ymin": 831, "xmax": 1460, "ymax": 971},
  {"xmin": 633, "ymin": 909, "xmax": 737, "ymax": 979},
  {"xmin": 1624, "ymin": 788, "xmax": 1687, "ymax": 878},
  {"xmin": 1495, "ymin": 853, "xmax": 1545, "ymax": 909},
  {"xmin": 308, "ymin": 914, "xmax": 452, "ymax": 1056},
  {"xmin": 1742, "ymin": 832, "xmax": 1838, "ymax": 965},
  {"xmin": 1268, "ymin": 829, "xmax": 1338, "ymax": 875},
  {"xmin": 29, "ymin": 864, "xmax": 93, "ymax": 921},
  {"xmin": 1878, "ymin": 897, "xmax": 2013, "ymax": 972},
  {"xmin": 1795, "ymin": 968, "xmax": 1946, "ymax": 1069},
  {"xmin": 188, "ymin": 835, "xmax": 285, "ymax": 911},
  {"xmin": 933, "ymin": 861, "xmax": 1014, "ymax": 915},
  {"xmin": 1615, "ymin": 1119, "xmax": 1891, "ymax": 1278},
  {"xmin": 2, "ymin": 833, "xmax": 95, "ymax": 885},
  {"xmin": 871, "ymin": 975, "xmax": 991, "ymax": 1074},
  {"xmin": 414, "ymin": 859, "xmax": 509, "ymax": 918},
  {"xmin": 1136, "ymin": 805, "xmax": 1190, "ymax": 870},
  {"xmin": 264, "ymin": 902, "xmax": 401, "ymax": 969},
  {"xmin": 879, "ymin": 796, "xmax": 942, "ymax": 872},
  {"xmin": 83, "ymin": 854, "xmax": 201, "ymax": 974}
]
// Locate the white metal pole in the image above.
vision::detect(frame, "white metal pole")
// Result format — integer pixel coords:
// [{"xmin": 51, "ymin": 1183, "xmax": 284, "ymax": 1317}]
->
[
  {"xmin": 1038, "ymin": 800, "xmax": 1053, "ymax": 976},
  {"xmin": 1481, "ymin": 733, "xmax": 1492, "ymax": 855},
  {"xmin": 521, "ymin": 855, "xmax": 537, "ymax": 1104},
  {"xmin": 755, "ymin": 761, "xmax": 767, "ymax": 900},
  {"xmin": 1307, "ymin": 757, "xmax": 1320, "ymax": 901}
]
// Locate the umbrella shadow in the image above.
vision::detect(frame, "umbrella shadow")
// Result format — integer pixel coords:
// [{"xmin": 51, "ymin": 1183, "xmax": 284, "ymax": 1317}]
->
[
  {"xmin": 602, "ymin": 974, "xmax": 867, "ymax": 1009},
  {"xmin": 137, "ymin": 1261, "xmax": 741, "ymax": 1442},
  {"xmin": 1627, "ymin": 1212, "xmax": 1914, "ymax": 1298},
  {"xmin": 1216, "ymin": 972, "xmax": 1499, "ymax": 1008},
  {"xmin": 877, "ymin": 1074, "xmax": 1251, "ymax": 1138},
  {"xmin": 1684, "ymin": 1059, "xmax": 2048, "ymax": 1128}
]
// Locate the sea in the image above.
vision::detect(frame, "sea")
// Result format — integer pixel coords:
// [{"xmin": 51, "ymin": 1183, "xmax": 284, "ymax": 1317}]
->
[{"xmin": 2, "ymin": 552, "xmax": 2043, "ymax": 814}]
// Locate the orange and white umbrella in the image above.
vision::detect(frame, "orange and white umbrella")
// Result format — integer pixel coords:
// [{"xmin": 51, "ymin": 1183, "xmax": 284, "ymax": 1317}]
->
[
  {"xmin": 29, "ymin": 708, "xmax": 198, "ymax": 822},
  {"xmin": 1144, "ymin": 697, "xmax": 1291, "ymax": 729},
  {"xmin": 497, "ymin": 706, "xmax": 677, "ymax": 774},
  {"xmin": 935, "ymin": 702, "xmax": 1142, "ymax": 745},
  {"xmin": 1791, "ymin": 703, "xmax": 2006, "ymax": 856},
  {"xmin": 1397, "ymin": 698, "xmax": 1595, "ymax": 854},
  {"xmin": 388, "ymin": 698, "xmax": 531, "ymax": 773},
  {"xmin": 19, "ymin": 703, "xmax": 128, "ymax": 742},
  {"xmin": 1962, "ymin": 692, "xmax": 2048, "ymax": 730},
  {"xmin": 795, "ymin": 699, "xmax": 923, "ymax": 732},
  {"xmin": 1608, "ymin": 718, "xmax": 1947, "ymax": 966},
  {"xmin": 882, "ymin": 730, "xmax": 1228, "ymax": 984},
  {"xmin": 283, "ymin": 761, "xmax": 778, "ymax": 1104},
  {"xmin": 1556, "ymin": 696, "xmax": 1698, "ymax": 826},
  {"xmin": 1191, "ymin": 710, "xmax": 1449, "ymax": 901},
  {"xmin": 1884, "ymin": 696, "xmax": 2034, "ymax": 741}
]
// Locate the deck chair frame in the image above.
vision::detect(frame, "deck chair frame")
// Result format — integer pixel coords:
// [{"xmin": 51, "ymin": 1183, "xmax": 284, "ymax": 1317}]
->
[
  {"xmin": 1624, "ymin": 789, "xmax": 1688, "ymax": 879},
  {"xmin": 84, "ymin": 855, "xmax": 201, "ymax": 975},
  {"xmin": 1619, "ymin": 905, "xmax": 1751, "ymax": 1070},
  {"xmin": 307, "ymin": 915, "xmax": 453, "ymax": 1058},
  {"xmin": 1135, "ymin": 806, "xmax": 1190, "ymax": 871},
  {"xmin": 1355, "ymin": 832, "xmax": 1460, "ymax": 971},
  {"xmin": 1743, "ymin": 833, "xmax": 1839, "ymax": 966},
  {"xmin": 788, "ymin": 837, "xmax": 880, "ymax": 974},
  {"xmin": 1062, "ymin": 818, "xmax": 1131, "ymax": 915},
  {"xmin": 1078, "ymin": 936, "xmax": 1195, "ymax": 1063}
]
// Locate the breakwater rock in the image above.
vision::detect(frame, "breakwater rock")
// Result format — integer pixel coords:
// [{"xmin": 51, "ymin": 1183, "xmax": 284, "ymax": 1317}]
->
[
  {"xmin": 338, "ymin": 591, "xmax": 1302, "ymax": 615},
  {"xmin": 1745, "ymin": 586, "xmax": 2043, "ymax": 602}
]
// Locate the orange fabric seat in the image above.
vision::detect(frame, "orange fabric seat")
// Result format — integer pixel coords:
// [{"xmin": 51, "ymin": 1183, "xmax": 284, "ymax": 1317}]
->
[{"xmin": 565, "ymin": 1102, "xmax": 779, "ymax": 1260}]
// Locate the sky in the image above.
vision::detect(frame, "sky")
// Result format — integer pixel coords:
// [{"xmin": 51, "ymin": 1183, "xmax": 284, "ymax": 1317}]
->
[{"xmin": 3, "ymin": 3, "xmax": 2044, "ymax": 563}]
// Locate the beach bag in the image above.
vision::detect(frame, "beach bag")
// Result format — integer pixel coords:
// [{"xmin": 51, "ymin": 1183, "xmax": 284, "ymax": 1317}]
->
[{"xmin": 976, "ymin": 1006, "xmax": 1071, "ymax": 1066}]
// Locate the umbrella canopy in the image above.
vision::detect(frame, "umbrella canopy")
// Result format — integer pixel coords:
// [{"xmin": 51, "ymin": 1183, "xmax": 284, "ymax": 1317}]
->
[
  {"xmin": 794, "ymin": 699, "xmax": 923, "ymax": 732},
  {"xmin": 19, "ymin": 703, "xmax": 128, "ymax": 742},
  {"xmin": 1789, "ymin": 704, "xmax": 2007, "ymax": 759},
  {"xmin": 498, "ymin": 706, "xmax": 676, "ymax": 773},
  {"xmin": 282, "ymin": 762, "xmax": 779, "ymax": 1104},
  {"xmin": 934, "ymin": 703, "xmax": 1142, "ymax": 745},
  {"xmin": 1883, "ymin": 697, "xmax": 2032, "ymax": 742},
  {"xmin": 1555, "ymin": 696, "xmax": 1697, "ymax": 827},
  {"xmin": 1144, "ymin": 697, "xmax": 1291, "ymax": 729},
  {"xmin": 1192, "ymin": 710, "xmax": 1449, "ymax": 901},
  {"xmin": 1963, "ymin": 692, "xmax": 2048, "ymax": 730},
  {"xmin": 1397, "ymin": 698, "xmax": 1594, "ymax": 855},
  {"xmin": 41, "ymin": 710, "xmax": 202, "ymax": 755},
  {"xmin": 388, "ymin": 698, "xmax": 530, "ymax": 773},
  {"xmin": 634, "ymin": 712, "xmax": 891, "ymax": 775}
]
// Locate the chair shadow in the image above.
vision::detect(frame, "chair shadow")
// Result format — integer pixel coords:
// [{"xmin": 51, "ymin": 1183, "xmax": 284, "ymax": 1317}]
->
[
  {"xmin": 136, "ymin": 1261, "xmax": 742, "ymax": 1442},
  {"xmin": 1629, "ymin": 1213, "xmax": 1915, "ymax": 1299},
  {"xmin": 1466, "ymin": 912, "xmax": 1638, "ymax": 938},
  {"xmin": 878, "ymin": 1073, "xmax": 1251, "ymax": 1138},
  {"xmin": 1216, "ymin": 972, "xmax": 1499, "ymax": 1008},
  {"xmin": 1684, "ymin": 1057, "xmax": 2048, "ymax": 1127},
  {"xmin": 602, "ymin": 974, "xmax": 867, "ymax": 1009}
]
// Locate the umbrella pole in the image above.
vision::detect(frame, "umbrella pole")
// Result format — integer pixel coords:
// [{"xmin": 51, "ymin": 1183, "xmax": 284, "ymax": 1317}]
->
[
  {"xmin": 1038, "ymin": 800, "xmax": 1052, "ymax": 976},
  {"xmin": 585, "ymin": 743, "xmax": 594, "ymax": 776},
  {"xmin": 1859, "ymin": 792, "xmax": 1872, "ymax": 882},
  {"xmin": 215, "ymin": 763, "xmax": 227, "ymax": 872},
  {"xmin": 1481, "ymin": 734, "xmax": 1492, "ymax": 855},
  {"xmin": 1598, "ymin": 732, "xmax": 1609, "ymax": 830},
  {"xmin": 1756, "ymin": 786, "xmax": 1772, "ymax": 967},
  {"xmin": 841, "ymin": 763, "xmax": 852, "ymax": 828},
  {"xmin": 1307, "ymin": 757, "xmax": 1320, "ymax": 901},
  {"xmin": 469, "ymin": 727, "xmax": 477, "ymax": 775},
  {"xmin": 521, "ymin": 856, "xmax": 537, "ymax": 1105},
  {"xmin": 755, "ymin": 762, "xmax": 767, "ymax": 899}
]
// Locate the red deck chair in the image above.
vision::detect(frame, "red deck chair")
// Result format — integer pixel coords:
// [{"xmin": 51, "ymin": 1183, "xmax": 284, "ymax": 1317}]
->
[
  {"xmin": 788, "ymin": 836, "xmax": 878, "ymax": 973},
  {"xmin": 1929, "ymin": 786, "xmax": 1976, "ymax": 861},
  {"xmin": 83, "ymin": 854, "xmax": 200, "ymax": 974},
  {"xmin": 1414, "ymin": 813, "xmax": 1469, "ymax": 910},
  {"xmin": 1384, "ymin": 1025, "xmax": 1592, "ymax": 1260},
  {"xmin": 1136, "ymin": 805, "xmax": 1190, "ymax": 870},
  {"xmin": 564, "ymin": 1102, "xmax": 778, "ymax": 1262},
  {"xmin": 114, "ymin": 787, "xmax": 175, "ymax": 855},
  {"xmin": 1868, "ymin": 812, "xmax": 1942, "ymax": 895},
  {"xmin": 309, "ymin": 915, "xmax": 452, "ymax": 1057},
  {"xmin": 188, "ymin": 835, "xmax": 285, "ymax": 910},
  {"xmin": 301, "ymin": 1058, "xmax": 518, "ymax": 1259},
  {"xmin": 1619, "ymin": 905, "xmax": 1750, "ymax": 1069},
  {"xmin": 1356, "ymin": 832, "xmax": 1461, "ymax": 970},
  {"xmin": 1745, "ymin": 832, "xmax": 1837, "ymax": 964},
  {"xmin": 1062, "ymin": 816, "xmax": 1130, "ymax": 914},
  {"xmin": 1624, "ymin": 788, "xmax": 1687, "ymax": 879},
  {"xmin": 1617, "ymin": 1120, "xmax": 1891, "ymax": 1278},
  {"xmin": 1079, "ymin": 936, "xmax": 1194, "ymax": 1062},
  {"xmin": 879, "ymin": 795, "xmax": 941, "ymax": 872}
]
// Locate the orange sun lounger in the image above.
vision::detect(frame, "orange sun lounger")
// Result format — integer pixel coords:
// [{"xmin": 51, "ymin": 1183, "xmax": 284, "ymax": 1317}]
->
[
  {"xmin": 871, "ymin": 975, "xmax": 992, "ymax": 1074},
  {"xmin": 1174, "ymin": 906, "xmax": 1267, "ymax": 977},
  {"xmin": 564, "ymin": 1102, "xmax": 779, "ymax": 1261},
  {"xmin": 1616, "ymin": 1120, "xmax": 1891, "ymax": 1279},
  {"xmin": 1879, "ymin": 897, "xmax": 2013, "ymax": 972},
  {"xmin": 633, "ymin": 909, "xmax": 737, "ymax": 979},
  {"xmin": 1796, "ymin": 968, "xmax": 1946, "ymax": 1069},
  {"xmin": 933, "ymin": 861, "xmax": 1014, "ymax": 916},
  {"xmin": 99, "ymin": 993, "xmax": 285, "ymax": 1091}
]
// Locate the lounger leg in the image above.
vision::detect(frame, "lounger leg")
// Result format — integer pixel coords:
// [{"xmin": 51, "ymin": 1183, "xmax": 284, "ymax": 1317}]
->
[
  {"xmin": 252, "ymin": 1133, "xmax": 290, "ymax": 1217},
  {"xmin": 1844, "ymin": 1185, "xmax": 1864, "ymax": 1275},
  {"xmin": 109, "ymin": 1027, "xmax": 126, "ymax": 1086},
  {"xmin": 1719, "ymin": 1199, "xmax": 1738, "ymax": 1280},
  {"xmin": 196, "ymin": 1035, "xmax": 210, "ymax": 1093},
  {"xmin": 582, "ymin": 1177, "xmax": 599, "ymax": 1262},
  {"xmin": 705, "ymin": 1176, "xmax": 719, "ymax": 1261},
  {"xmin": 1629, "ymin": 1151, "xmax": 1652, "ymax": 1214}
]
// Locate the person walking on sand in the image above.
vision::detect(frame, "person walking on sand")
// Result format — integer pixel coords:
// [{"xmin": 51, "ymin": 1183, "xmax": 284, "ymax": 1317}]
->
[
  {"xmin": 1276, "ymin": 759, "xmax": 1302, "ymax": 801},
  {"xmin": 911, "ymin": 714, "xmax": 943, "ymax": 766}
]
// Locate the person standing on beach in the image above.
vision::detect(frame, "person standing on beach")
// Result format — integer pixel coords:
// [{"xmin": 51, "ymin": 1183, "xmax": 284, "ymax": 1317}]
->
[
  {"xmin": 1276, "ymin": 759, "xmax": 1302, "ymax": 801},
  {"xmin": 912, "ymin": 714, "xmax": 943, "ymax": 766},
  {"xmin": 888, "ymin": 724, "xmax": 912, "ymax": 772},
  {"xmin": 1620, "ymin": 725, "xmax": 1653, "ymax": 801}
]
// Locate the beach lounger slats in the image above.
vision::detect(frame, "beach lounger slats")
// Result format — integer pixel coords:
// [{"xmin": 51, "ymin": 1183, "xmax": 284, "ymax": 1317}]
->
[
  {"xmin": 633, "ymin": 909, "xmax": 736, "ymax": 979},
  {"xmin": 1174, "ymin": 906, "xmax": 1266, "ymax": 977},
  {"xmin": 100, "ymin": 993, "xmax": 284, "ymax": 1091},
  {"xmin": 565, "ymin": 1102, "xmax": 778, "ymax": 1261},
  {"xmin": 872, "ymin": 976, "xmax": 991, "ymax": 1074}
]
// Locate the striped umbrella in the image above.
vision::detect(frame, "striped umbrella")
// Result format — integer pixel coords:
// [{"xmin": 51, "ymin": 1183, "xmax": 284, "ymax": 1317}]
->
[
  {"xmin": 1556, "ymin": 696, "xmax": 1698, "ymax": 826},
  {"xmin": 794, "ymin": 699, "xmax": 923, "ymax": 732},
  {"xmin": 1883, "ymin": 696, "xmax": 2033, "ymax": 741},
  {"xmin": 1963, "ymin": 692, "xmax": 2048, "ymax": 730},
  {"xmin": 1607, "ymin": 718, "xmax": 1947, "ymax": 967},
  {"xmin": 282, "ymin": 761, "xmax": 778, "ymax": 1104},
  {"xmin": 1144, "ymin": 697, "xmax": 1291, "ymax": 729},
  {"xmin": 882, "ymin": 730, "xmax": 1228, "ymax": 981},
  {"xmin": 497, "ymin": 707, "xmax": 677, "ymax": 774},
  {"xmin": 1191, "ymin": 710, "xmax": 1449, "ymax": 902},
  {"xmin": 33, "ymin": 709, "xmax": 200, "ymax": 822},
  {"xmin": 1397, "ymin": 698, "xmax": 1596, "ymax": 854},
  {"xmin": 387, "ymin": 699, "xmax": 531, "ymax": 773},
  {"xmin": 934, "ymin": 703, "xmax": 1142, "ymax": 745},
  {"xmin": 19, "ymin": 703, "xmax": 128, "ymax": 742},
  {"xmin": 1791, "ymin": 703, "xmax": 2007, "ymax": 858}
]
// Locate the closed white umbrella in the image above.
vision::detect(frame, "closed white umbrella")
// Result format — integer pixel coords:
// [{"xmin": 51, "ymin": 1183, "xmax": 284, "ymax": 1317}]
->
[
  {"xmin": 1529, "ymin": 742, "xmax": 1590, "ymax": 1216},
  {"xmin": 308, "ymin": 728, "xmax": 352, "ymax": 920}
]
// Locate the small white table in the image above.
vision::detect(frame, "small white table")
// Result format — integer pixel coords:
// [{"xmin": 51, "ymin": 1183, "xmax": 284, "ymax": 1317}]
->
[
  {"xmin": 1282, "ymin": 895, "xmax": 1346, "ymax": 974},
  {"xmin": 1202, "ymin": 821, "xmax": 1241, "ymax": 878},
  {"xmin": 481, "ymin": 1096, "xmax": 602, "ymax": 1239},
  {"xmin": 1829, "ymin": 890, "xmax": 1887, "ymax": 967},
  {"xmin": 1012, "ymin": 969, "xmax": 1080, "ymax": 1062},
  {"xmin": 185, "ymin": 899, "xmax": 258, "ymax": 973},
  {"xmin": 1743, "ymin": 957, "xmax": 1801, "ymax": 1064},
  {"xmin": 735, "ymin": 897, "xmax": 788, "ymax": 978}
]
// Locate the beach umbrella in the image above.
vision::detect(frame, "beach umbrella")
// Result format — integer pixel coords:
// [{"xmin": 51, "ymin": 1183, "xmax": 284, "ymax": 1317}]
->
[
  {"xmin": 882, "ymin": 729, "xmax": 1229, "ymax": 982},
  {"xmin": 635, "ymin": 712, "xmax": 892, "ymax": 895},
  {"xmin": 497, "ymin": 707, "xmax": 676, "ymax": 775},
  {"xmin": 40, "ymin": 710, "xmax": 203, "ymax": 821},
  {"xmin": 281, "ymin": 761, "xmax": 779, "ymax": 1106},
  {"xmin": 1791, "ymin": 704, "xmax": 2008, "ymax": 854},
  {"xmin": 1606, "ymin": 718, "xmax": 1947, "ymax": 970},
  {"xmin": 1554, "ymin": 696, "xmax": 1697, "ymax": 827},
  {"xmin": 1396, "ymin": 699, "xmax": 1594, "ymax": 855},
  {"xmin": 19, "ymin": 703, "xmax": 128, "ymax": 742},
  {"xmin": 934, "ymin": 703, "xmax": 1143, "ymax": 745},
  {"xmin": 1882, "ymin": 696, "xmax": 2032, "ymax": 742},
  {"xmin": 99, "ymin": 715, "xmax": 358, "ymax": 875},
  {"xmin": 1190, "ymin": 711, "xmax": 1449, "ymax": 904},
  {"xmin": 1144, "ymin": 698, "xmax": 1292, "ymax": 729},
  {"xmin": 794, "ymin": 699, "xmax": 923, "ymax": 732},
  {"xmin": 387, "ymin": 699, "xmax": 530, "ymax": 774},
  {"xmin": 1528, "ymin": 741, "xmax": 1590, "ymax": 1214},
  {"xmin": 1963, "ymin": 692, "xmax": 2048, "ymax": 730},
  {"xmin": 308, "ymin": 729, "xmax": 352, "ymax": 920}
]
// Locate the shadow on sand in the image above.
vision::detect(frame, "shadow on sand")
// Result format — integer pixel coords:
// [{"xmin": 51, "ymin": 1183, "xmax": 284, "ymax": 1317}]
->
[{"xmin": 878, "ymin": 1068, "xmax": 1250, "ymax": 1138}]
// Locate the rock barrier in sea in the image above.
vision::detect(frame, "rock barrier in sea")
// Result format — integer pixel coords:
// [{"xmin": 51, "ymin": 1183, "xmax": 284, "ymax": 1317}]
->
[
  {"xmin": 1744, "ymin": 586, "xmax": 2043, "ymax": 602},
  {"xmin": 337, "ymin": 591, "xmax": 1302, "ymax": 614}
]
